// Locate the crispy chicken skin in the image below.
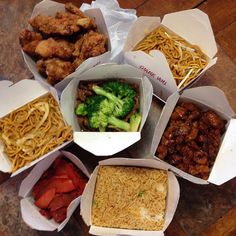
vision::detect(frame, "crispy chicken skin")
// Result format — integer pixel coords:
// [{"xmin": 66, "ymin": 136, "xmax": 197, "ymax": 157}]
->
[
  {"xmin": 19, "ymin": 29, "xmax": 43, "ymax": 46},
  {"xmin": 65, "ymin": 2, "xmax": 89, "ymax": 18},
  {"xmin": 19, "ymin": 29, "xmax": 43, "ymax": 56},
  {"xmin": 35, "ymin": 38, "xmax": 74, "ymax": 59},
  {"xmin": 36, "ymin": 58, "xmax": 75, "ymax": 85},
  {"xmin": 29, "ymin": 15, "xmax": 81, "ymax": 36},
  {"xmin": 80, "ymin": 31, "xmax": 107, "ymax": 58},
  {"xmin": 72, "ymin": 31, "xmax": 107, "ymax": 68}
]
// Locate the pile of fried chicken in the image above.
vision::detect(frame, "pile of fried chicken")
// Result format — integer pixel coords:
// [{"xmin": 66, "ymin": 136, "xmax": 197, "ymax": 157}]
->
[
  {"xmin": 19, "ymin": 3, "xmax": 108, "ymax": 85},
  {"xmin": 156, "ymin": 102, "xmax": 226, "ymax": 180}
]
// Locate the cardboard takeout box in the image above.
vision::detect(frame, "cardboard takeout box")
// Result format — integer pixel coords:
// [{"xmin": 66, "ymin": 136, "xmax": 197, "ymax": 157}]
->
[
  {"xmin": 23, "ymin": 0, "xmax": 111, "ymax": 91},
  {"xmin": 19, "ymin": 150, "xmax": 90, "ymax": 231},
  {"xmin": 0, "ymin": 79, "xmax": 72, "ymax": 176},
  {"xmin": 124, "ymin": 9, "xmax": 217, "ymax": 101},
  {"xmin": 60, "ymin": 63, "xmax": 153, "ymax": 156},
  {"xmin": 150, "ymin": 86, "xmax": 236, "ymax": 185},
  {"xmin": 80, "ymin": 157, "xmax": 180, "ymax": 236}
]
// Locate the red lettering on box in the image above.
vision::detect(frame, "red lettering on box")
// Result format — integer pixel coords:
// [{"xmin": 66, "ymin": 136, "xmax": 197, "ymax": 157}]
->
[{"xmin": 139, "ymin": 65, "xmax": 167, "ymax": 86}]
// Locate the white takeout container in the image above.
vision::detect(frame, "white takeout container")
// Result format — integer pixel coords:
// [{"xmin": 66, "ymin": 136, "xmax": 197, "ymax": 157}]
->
[
  {"xmin": 0, "ymin": 79, "xmax": 72, "ymax": 176},
  {"xmin": 150, "ymin": 86, "xmax": 236, "ymax": 185},
  {"xmin": 124, "ymin": 9, "xmax": 217, "ymax": 101},
  {"xmin": 23, "ymin": 0, "xmax": 111, "ymax": 92},
  {"xmin": 80, "ymin": 157, "xmax": 180, "ymax": 236},
  {"xmin": 19, "ymin": 150, "xmax": 90, "ymax": 231},
  {"xmin": 60, "ymin": 63, "xmax": 153, "ymax": 156}
]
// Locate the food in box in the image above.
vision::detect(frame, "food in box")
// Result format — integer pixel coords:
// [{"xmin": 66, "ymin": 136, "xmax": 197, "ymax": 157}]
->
[
  {"xmin": 81, "ymin": 158, "xmax": 180, "ymax": 236},
  {"xmin": 156, "ymin": 102, "xmax": 226, "ymax": 180},
  {"xmin": 32, "ymin": 156, "xmax": 88, "ymax": 223},
  {"xmin": 124, "ymin": 9, "xmax": 217, "ymax": 101},
  {"xmin": 92, "ymin": 166, "xmax": 167, "ymax": 230},
  {"xmin": 60, "ymin": 64, "xmax": 153, "ymax": 156},
  {"xmin": 21, "ymin": 0, "xmax": 111, "ymax": 91},
  {"xmin": 0, "ymin": 83, "xmax": 72, "ymax": 173},
  {"xmin": 19, "ymin": 150, "xmax": 90, "ymax": 231},
  {"xmin": 133, "ymin": 26, "xmax": 208, "ymax": 88},
  {"xmin": 150, "ymin": 86, "xmax": 236, "ymax": 185},
  {"xmin": 75, "ymin": 79, "xmax": 141, "ymax": 132}
]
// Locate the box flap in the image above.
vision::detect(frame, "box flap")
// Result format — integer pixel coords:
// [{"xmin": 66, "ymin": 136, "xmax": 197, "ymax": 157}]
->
[
  {"xmin": 0, "ymin": 79, "xmax": 48, "ymax": 118},
  {"xmin": 209, "ymin": 119, "xmax": 236, "ymax": 185},
  {"xmin": 123, "ymin": 16, "xmax": 161, "ymax": 52},
  {"xmin": 125, "ymin": 51, "xmax": 177, "ymax": 101},
  {"xmin": 74, "ymin": 132, "xmax": 140, "ymax": 156},
  {"xmin": 0, "ymin": 80, "xmax": 13, "ymax": 92},
  {"xmin": 162, "ymin": 9, "xmax": 217, "ymax": 58},
  {"xmin": 181, "ymin": 86, "xmax": 235, "ymax": 117}
]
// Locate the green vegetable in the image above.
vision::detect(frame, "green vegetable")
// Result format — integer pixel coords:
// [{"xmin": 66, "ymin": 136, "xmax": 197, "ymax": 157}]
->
[
  {"xmin": 138, "ymin": 190, "xmax": 145, "ymax": 197},
  {"xmin": 75, "ymin": 81, "xmax": 141, "ymax": 132},
  {"xmin": 92, "ymin": 81, "xmax": 136, "ymax": 118}
]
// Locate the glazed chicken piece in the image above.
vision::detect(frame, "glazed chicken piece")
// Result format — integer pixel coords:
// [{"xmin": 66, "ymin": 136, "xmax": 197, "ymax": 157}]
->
[
  {"xmin": 19, "ymin": 29, "xmax": 43, "ymax": 56},
  {"xmin": 35, "ymin": 38, "xmax": 74, "ymax": 59},
  {"xmin": 36, "ymin": 58, "xmax": 75, "ymax": 85}
]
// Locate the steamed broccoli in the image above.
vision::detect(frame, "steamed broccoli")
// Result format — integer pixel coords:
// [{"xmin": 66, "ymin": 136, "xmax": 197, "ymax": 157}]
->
[
  {"xmin": 92, "ymin": 81, "xmax": 136, "ymax": 118},
  {"xmin": 75, "ymin": 94, "xmax": 141, "ymax": 132}
]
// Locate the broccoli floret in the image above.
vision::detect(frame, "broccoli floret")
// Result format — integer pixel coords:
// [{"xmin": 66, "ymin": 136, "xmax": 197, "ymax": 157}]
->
[
  {"xmin": 92, "ymin": 81, "xmax": 136, "ymax": 118},
  {"xmin": 129, "ymin": 113, "xmax": 142, "ymax": 132},
  {"xmin": 75, "ymin": 95, "xmax": 141, "ymax": 132},
  {"xmin": 75, "ymin": 103, "xmax": 87, "ymax": 116}
]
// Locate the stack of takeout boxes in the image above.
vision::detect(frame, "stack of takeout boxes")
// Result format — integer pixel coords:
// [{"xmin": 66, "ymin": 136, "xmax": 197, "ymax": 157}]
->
[{"xmin": 0, "ymin": 0, "xmax": 236, "ymax": 234}]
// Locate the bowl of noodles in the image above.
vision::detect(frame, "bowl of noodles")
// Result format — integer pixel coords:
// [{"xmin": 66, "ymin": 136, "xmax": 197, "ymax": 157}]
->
[
  {"xmin": 80, "ymin": 157, "xmax": 180, "ymax": 235},
  {"xmin": 0, "ymin": 79, "xmax": 72, "ymax": 175},
  {"xmin": 124, "ymin": 9, "xmax": 217, "ymax": 101}
]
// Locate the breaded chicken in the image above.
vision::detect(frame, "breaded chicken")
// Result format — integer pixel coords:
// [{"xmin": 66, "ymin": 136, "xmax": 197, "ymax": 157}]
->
[
  {"xmin": 36, "ymin": 58, "xmax": 75, "ymax": 85},
  {"xmin": 19, "ymin": 29, "xmax": 43, "ymax": 56},
  {"xmin": 35, "ymin": 38, "xmax": 74, "ymax": 59},
  {"xmin": 80, "ymin": 31, "xmax": 107, "ymax": 58},
  {"xmin": 29, "ymin": 14, "xmax": 81, "ymax": 36},
  {"xmin": 19, "ymin": 29, "xmax": 42, "ymax": 46},
  {"xmin": 72, "ymin": 31, "xmax": 107, "ymax": 68}
]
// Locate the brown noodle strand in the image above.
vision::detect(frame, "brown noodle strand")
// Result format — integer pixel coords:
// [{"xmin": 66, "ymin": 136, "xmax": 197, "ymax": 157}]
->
[
  {"xmin": 133, "ymin": 26, "xmax": 208, "ymax": 88},
  {"xmin": 0, "ymin": 94, "xmax": 72, "ymax": 172}
]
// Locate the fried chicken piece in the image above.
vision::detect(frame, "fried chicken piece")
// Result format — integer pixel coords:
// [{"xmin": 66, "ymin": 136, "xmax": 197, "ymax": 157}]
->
[
  {"xmin": 29, "ymin": 15, "xmax": 81, "ymax": 36},
  {"xmin": 35, "ymin": 38, "xmax": 74, "ymax": 59},
  {"xmin": 19, "ymin": 29, "xmax": 43, "ymax": 46},
  {"xmin": 80, "ymin": 31, "xmax": 107, "ymax": 58},
  {"xmin": 65, "ymin": 2, "xmax": 88, "ymax": 18},
  {"xmin": 19, "ymin": 29, "xmax": 43, "ymax": 56},
  {"xmin": 65, "ymin": 2, "xmax": 97, "ymax": 29},
  {"xmin": 22, "ymin": 41, "xmax": 41, "ymax": 57},
  {"xmin": 72, "ymin": 31, "xmax": 107, "ymax": 68},
  {"xmin": 36, "ymin": 58, "xmax": 75, "ymax": 85}
]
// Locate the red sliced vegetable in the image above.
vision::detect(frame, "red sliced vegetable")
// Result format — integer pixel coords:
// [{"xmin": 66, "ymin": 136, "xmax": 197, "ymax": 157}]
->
[{"xmin": 35, "ymin": 188, "xmax": 56, "ymax": 209}]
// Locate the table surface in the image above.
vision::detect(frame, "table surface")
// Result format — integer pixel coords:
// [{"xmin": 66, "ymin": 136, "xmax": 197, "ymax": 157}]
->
[{"xmin": 0, "ymin": 0, "xmax": 236, "ymax": 235}]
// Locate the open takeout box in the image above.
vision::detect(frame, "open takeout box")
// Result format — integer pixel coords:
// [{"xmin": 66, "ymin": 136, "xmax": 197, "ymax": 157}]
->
[
  {"xmin": 149, "ymin": 86, "xmax": 236, "ymax": 185},
  {"xmin": 123, "ymin": 9, "xmax": 217, "ymax": 101},
  {"xmin": 80, "ymin": 157, "xmax": 180, "ymax": 236},
  {"xmin": 0, "ymin": 79, "xmax": 72, "ymax": 176},
  {"xmin": 19, "ymin": 150, "xmax": 90, "ymax": 231},
  {"xmin": 60, "ymin": 63, "xmax": 153, "ymax": 156},
  {"xmin": 22, "ymin": 0, "xmax": 111, "ymax": 92}
]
